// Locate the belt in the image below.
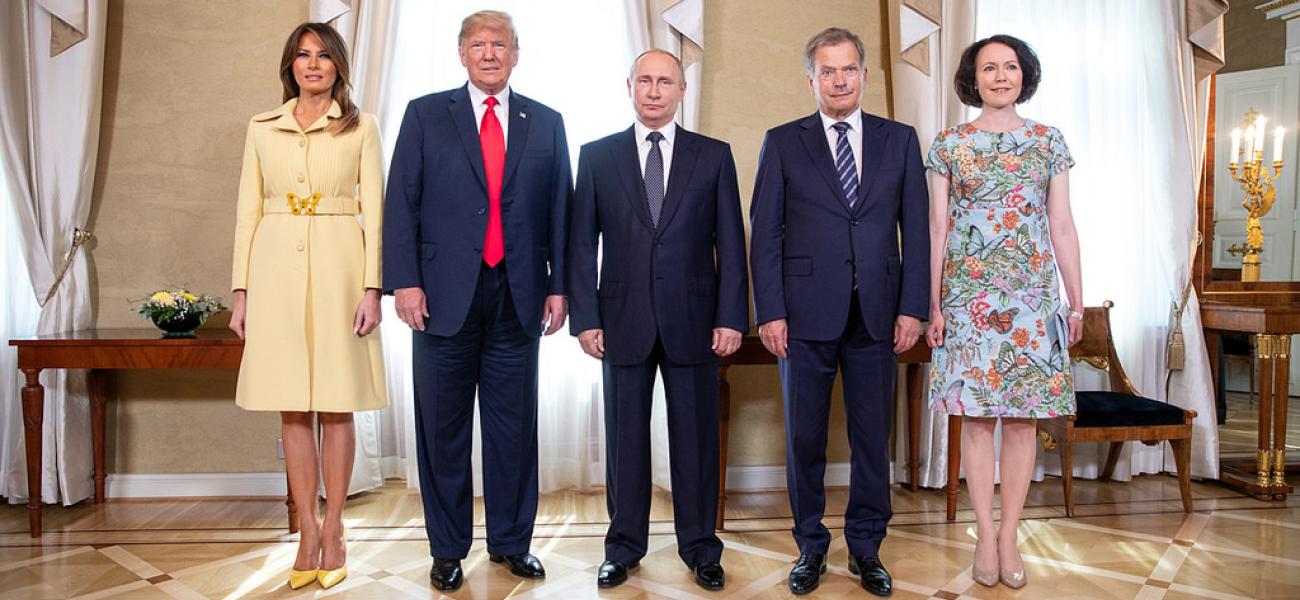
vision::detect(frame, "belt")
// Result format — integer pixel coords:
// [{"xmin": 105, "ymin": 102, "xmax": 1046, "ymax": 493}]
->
[{"xmin": 262, "ymin": 194, "xmax": 360, "ymax": 216}]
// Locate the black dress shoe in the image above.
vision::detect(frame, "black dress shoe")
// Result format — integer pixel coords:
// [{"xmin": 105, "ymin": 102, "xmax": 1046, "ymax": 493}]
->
[
  {"xmin": 692, "ymin": 562, "xmax": 725, "ymax": 591},
  {"xmin": 849, "ymin": 556, "xmax": 893, "ymax": 597},
  {"xmin": 596, "ymin": 560, "xmax": 636, "ymax": 588},
  {"xmin": 788, "ymin": 553, "xmax": 827, "ymax": 595},
  {"xmin": 489, "ymin": 552, "xmax": 546, "ymax": 578},
  {"xmin": 429, "ymin": 558, "xmax": 463, "ymax": 592}
]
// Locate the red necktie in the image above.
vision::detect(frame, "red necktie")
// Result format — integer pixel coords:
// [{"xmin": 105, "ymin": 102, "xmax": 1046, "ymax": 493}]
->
[{"xmin": 480, "ymin": 96, "xmax": 505, "ymax": 267}]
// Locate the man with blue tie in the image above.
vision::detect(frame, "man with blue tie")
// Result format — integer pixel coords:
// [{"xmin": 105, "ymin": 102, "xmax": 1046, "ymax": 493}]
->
[
  {"xmin": 749, "ymin": 28, "xmax": 929, "ymax": 596},
  {"xmin": 383, "ymin": 10, "xmax": 571, "ymax": 592},
  {"xmin": 567, "ymin": 49, "xmax": 748, "ymax": 591}
]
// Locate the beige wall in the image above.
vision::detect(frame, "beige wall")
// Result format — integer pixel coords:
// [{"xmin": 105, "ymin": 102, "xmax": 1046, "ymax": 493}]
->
[
  {"xmin": 90, "ymin": 1, "xmax": 892, "ymax": 475},
  {"xmin": 699, "ymin": 0, "xmax": 892, "ymax": 465},
  {"xmin": 1221, "ymin": 3, "xmax": 1286, "ymax": 74},
  {"xmin": 92, "ymin": 0, "xmax": 305, "ymax": 472}
]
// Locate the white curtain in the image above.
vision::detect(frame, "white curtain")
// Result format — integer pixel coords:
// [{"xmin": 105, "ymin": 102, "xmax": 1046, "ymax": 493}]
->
[
  {"xmin": 319, "ymin": 0, "xmax": 642, "ymax": 494},
  {"xmin": 964, "ymin": 0, "xmax": 1223, "ymax": 481},
  {"xmin": 888, "ymin": 0, "xmax": 976, "ymax": 489},
  {"xmin": 0, "ymin": 0, "xmax": 106, "ymax": 505}
]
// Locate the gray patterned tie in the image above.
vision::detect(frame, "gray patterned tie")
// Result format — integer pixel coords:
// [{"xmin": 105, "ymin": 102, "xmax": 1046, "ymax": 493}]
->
[
  {"xmin": 645, "ymin": 131, "xmax": 665, "ymax": 227},
  {"xmin": 832, "ymin": 122, "xmax": 858, "ymax": 206}
]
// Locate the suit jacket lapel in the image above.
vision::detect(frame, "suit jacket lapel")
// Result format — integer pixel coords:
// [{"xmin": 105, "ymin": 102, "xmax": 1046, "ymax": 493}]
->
[
  {"xmin": 613, "ymin": 127, "xmax": 655, "ymax": 232},
  {"xmin": 798, "ymin": 113, "xmax": 853, "ymax": 214},
  {"xmin": 655, "ymin": 128, "xmax": 699, "ymax": 234},
  {"xmin": 853, "ymin": 112, "xmax": 885, "ymax": 215},
  {"xmin": 500, "ymin": 91, "xmax": 532, "ymax": 200},
  {"xmin": 448, "ymin": 85, "xmax": 488, "ymax": 194}
]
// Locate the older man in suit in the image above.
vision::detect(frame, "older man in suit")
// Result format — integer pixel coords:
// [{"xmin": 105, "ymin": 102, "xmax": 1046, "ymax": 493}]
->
[
  {"xmin": 383, "ymin": 10, "xmax": 570, "ymax": 592},
  {"xmin": 749, "ymin": 28, "xmax": 929, "ymax": 596},
  {"xmin": 567, "ymin": 49, "xmax": 748, "ymax": 592}
]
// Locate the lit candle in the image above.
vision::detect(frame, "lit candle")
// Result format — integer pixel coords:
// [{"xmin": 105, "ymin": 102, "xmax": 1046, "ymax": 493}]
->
[
  {"xmin": 1255, "ymin": 116, "xmax": 1267, "ymax": 156},
  {"xmin": 1245, "ymin": 125, "xmax": 1256, "ymax": 159},
  {"xmin": 1274, "ymin": 126, "xmax": 1286, "ymax": 163},
  {"xmin": 1231, "ymin": 128, "xmax": 1242, "ymax": 164}
]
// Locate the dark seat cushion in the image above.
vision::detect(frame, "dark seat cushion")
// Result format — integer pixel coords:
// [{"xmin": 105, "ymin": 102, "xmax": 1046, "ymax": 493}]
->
[{"xmin": 1075, "ymin": 391, "xmax": 1187, "ymax": 428}]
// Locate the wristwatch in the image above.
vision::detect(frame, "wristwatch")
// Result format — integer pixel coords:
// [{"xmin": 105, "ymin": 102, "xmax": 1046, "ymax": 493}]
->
[{"xmin": 1068, "ymin": 310, "xmax": 1084, "ymax": 321}]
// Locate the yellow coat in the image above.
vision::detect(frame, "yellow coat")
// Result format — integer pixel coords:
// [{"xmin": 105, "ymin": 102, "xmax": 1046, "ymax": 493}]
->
[{"xmin": 231, "ymin": 99, "xmax": 387, "ymax": 412}]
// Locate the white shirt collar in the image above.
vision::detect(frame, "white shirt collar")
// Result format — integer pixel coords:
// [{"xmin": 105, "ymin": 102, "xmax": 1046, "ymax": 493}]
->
[
  {"xmin": 819, "ymin": 109, "xmax": 862, "ymax": 134},
  {"xmin": 467, "ymin": 82, "xmax": 510, "ymax": 108},
  {"xmin": 634, "ymin": 119, "xmax": 677, "ymax": 146}
]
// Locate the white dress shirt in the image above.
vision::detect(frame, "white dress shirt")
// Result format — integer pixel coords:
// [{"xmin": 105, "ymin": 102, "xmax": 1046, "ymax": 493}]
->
[
  {"xmin": 819, "ymin": 109, "xmax": 863, "ymax": 182},
  {"xmin": 467, "ymin": 82, "xmax": 510, "ymax": 141},
  {"xmin": 633, "ymin": 119, "xmax": 676, "ymax": 191}
]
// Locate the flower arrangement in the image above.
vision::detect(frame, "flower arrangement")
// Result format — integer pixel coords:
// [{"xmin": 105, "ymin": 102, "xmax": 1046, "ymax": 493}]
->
[{"xmin": 136, "ymin": 288, "xmax": 225, "ymax": 336}]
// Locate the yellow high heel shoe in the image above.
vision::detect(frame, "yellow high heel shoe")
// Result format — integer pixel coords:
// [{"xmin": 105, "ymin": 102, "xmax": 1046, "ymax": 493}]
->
[
  {"xmin": 316, "ymin": 529, "xmax": 349, "ymax": 590},
  {"xmin": 288, "ymin": 568, "xmax": 319, "ymax": 590}
]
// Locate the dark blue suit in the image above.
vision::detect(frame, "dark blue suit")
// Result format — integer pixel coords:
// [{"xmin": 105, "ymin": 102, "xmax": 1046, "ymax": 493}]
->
[
  {"xmin": 750, "ymin": 111, "xmax": 928, "ymax": 558},
  {"xmin": 384, "ymin": 84, "xmax": 571, "ymax": 559},
  {"xmin": 567, "ymin": 126, "xmax": 747, "ymax": 566}
]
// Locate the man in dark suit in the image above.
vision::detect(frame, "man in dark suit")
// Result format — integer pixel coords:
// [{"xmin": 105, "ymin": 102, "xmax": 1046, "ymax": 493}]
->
[
  {"xmin": 749, "ymin": 28, "xmax": 929, "ymax": 597},
  {"xmin": 567, "ymin": 49, "xmax": 748, "ymax": 592},
  {"xmin": 383, "ymin": 10, "xmax": 570, "ymax": 592}
]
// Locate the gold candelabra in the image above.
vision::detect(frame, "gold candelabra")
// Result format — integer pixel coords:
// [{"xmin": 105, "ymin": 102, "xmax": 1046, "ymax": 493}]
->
[{"xmin": 1226, "ymin": 108, "xmax": 1286, "ymax": 282}]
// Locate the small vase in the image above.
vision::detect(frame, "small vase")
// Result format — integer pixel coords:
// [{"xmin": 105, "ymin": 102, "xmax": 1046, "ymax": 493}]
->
[{"xmin": 151, "ymin": 313, "xmax": 205, "ymax": 338}]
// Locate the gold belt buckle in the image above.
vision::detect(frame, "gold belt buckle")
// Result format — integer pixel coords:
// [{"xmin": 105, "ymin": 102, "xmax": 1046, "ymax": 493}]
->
[{"xmin": 287, "ymin": 192, "xmax": 321, "ymax": 216}]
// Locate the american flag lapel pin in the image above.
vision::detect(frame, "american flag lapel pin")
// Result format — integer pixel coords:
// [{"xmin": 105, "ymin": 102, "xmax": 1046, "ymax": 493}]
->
[{"xmin": 520, "ymin": 112, "xmax": 527, "ymax": 119}]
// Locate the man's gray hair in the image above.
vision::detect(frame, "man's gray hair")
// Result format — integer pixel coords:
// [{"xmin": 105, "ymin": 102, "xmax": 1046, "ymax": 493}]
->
[
  {"xmin": 628, "ymin": 48, "xmax": 686, "ymax": 84},
  {"xmin": 803, "ymin": 27, "xmax": 865, "ymax": 75}
]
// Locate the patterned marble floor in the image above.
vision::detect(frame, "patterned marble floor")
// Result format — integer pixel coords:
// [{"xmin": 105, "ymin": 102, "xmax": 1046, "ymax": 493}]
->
[{"xmin": 1, "ymin": 476, "xmax": 1296, "ymax": 599}]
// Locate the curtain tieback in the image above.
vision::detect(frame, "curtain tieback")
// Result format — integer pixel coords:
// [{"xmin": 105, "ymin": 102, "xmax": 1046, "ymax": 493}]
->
[{"xmin": 43, "ymin": 228, "xmax": 93, "ymax": 305}]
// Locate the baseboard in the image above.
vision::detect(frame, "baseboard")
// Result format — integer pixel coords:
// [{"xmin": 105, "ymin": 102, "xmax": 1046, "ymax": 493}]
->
[
  {"xmin": 105, "ymin": 462, "xmax": 880, "ymax": 498},
  {"xmin": 105, "ymin": 473, "xmax": 286, "ymax": 498},
  {"xmin": 725, "ymin": 462, "xmax": 853, "ymax": 491}
]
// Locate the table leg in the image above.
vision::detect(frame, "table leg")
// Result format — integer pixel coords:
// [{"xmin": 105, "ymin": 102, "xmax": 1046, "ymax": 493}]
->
[
  {"xmin": 716, "ymin": 365, "xmax": 731, "ymax": 532},
  {"xmin": 1255, "ymin": 334, "xmax": 1274, "ymax": 498},
  {"xmin": 946, "ymin": 415, "xmax": 961, "ymax": 521},
  {"xmin": 285, "ymin": 469, "xmax": 299, "ymax": 534},
  {"xmin": 1272, "ymin": 335, "xmax": 1290, "ymax": 497},
  {"xmin": 21, "ymin": 368, "xmax": 44, "ymax": 537},
  {"xmin": 89, "ymin": 370, "xmax": 108, "ymax": 503},
  {"xmin": 906, "ymin": 363, "xmax": 922, "ymax": 492},
  {"xmin": 1206, "ymin": 331, "xmax": 1223, "ymax": 423}
]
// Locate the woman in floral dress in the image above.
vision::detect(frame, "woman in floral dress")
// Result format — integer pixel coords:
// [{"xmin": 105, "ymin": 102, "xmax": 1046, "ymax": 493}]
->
[{"xmin": 925, "ymin": 35, "xmax": 1083, "ymax": 590}]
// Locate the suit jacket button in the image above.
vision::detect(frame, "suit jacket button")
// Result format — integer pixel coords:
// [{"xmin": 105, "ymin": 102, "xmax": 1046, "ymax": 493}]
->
[
  {"xmin": 296, "ymin": 174, "xmax": 305, "ymax": 183},
  {"xmin": 473, "ymin": 248, "xmax": 481, "ymax": 254},
  {"xmin": 851, "ymin": 219, "xmax": 859, "ymax": 226},
  {"xmin": 297, "ymin": 242, "xmax": 305, "ymax": 251},
  {"xmin": 298, "ymin": 139, "xmax": 305, "ymax": 147},
  {"xmin": 478, "ymin": 207, "xmax": 486, "ymax": 215}
]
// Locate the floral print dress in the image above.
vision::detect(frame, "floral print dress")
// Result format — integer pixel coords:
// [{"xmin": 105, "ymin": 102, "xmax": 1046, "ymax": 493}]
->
[{"xmin": 926, "ymin": 120, "xmax": 1076, "ymax": 418}]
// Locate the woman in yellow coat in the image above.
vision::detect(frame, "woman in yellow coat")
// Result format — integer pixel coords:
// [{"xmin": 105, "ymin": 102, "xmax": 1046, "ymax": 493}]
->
[{"xmin": 229, "ymin": 22, "xmax": 386, "ymax": 590}]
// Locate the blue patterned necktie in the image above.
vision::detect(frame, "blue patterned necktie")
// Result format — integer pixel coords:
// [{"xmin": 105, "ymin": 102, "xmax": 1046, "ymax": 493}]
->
[
  {"xmin": 645, "ymin": 131, "xmax": 665, "ymax": 227},
  {"xmin": 832, "ymin": 121, "xmax": 858, "ymax": 206}
]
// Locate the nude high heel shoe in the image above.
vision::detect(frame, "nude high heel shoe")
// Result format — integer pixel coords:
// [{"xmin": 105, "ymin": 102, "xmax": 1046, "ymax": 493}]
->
[{"xmin": 971, "ymin": 535, "xmax": 998, "ymax": 587}]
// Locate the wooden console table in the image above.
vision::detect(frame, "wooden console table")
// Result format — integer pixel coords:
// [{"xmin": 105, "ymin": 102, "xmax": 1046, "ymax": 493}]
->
[
  {"xmin": 1201, "ymin": 301, "xmax": 1300, "ymax": 500},
  {"xmin": 6, "ymin": 329, "xmax": 299, "ymax": 537},
  {"xmin": 715, "ymin": 336, "xmax": 931, "ymax": 529}
]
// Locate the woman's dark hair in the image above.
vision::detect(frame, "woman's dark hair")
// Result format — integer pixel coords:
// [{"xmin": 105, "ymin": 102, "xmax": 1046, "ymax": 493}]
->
[
  {"xmin": 954, "ymin": 34, "xmax": 1041, "ymax": 108},
  {"xmin": 279, "ymin": 22, "xmax": 360, "ymax": 135}
]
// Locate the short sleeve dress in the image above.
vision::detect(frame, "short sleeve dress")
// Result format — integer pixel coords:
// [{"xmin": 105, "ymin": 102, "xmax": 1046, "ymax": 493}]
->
[{"xmin": 925, "ymin": 120, "xmax": 1075, "ymax": 419}]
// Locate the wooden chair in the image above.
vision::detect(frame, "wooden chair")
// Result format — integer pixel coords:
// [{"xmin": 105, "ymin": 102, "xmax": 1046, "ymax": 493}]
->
[{"xmin": 945, "ymin": 301, "xmax": 1197, "ymax": 519}]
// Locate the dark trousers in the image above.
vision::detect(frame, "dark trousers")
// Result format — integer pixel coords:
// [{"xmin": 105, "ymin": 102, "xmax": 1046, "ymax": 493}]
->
[
  {"xmin": 602, "ymin": 337, "xmax": 723, "ymax": 567},
  {"xmin": 412, "ymin": 264, "xmax": 539, "ymax": 559},
  {"xmin": 780, "ymin": 297, "xmax": 895, "ymax": 558}
]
